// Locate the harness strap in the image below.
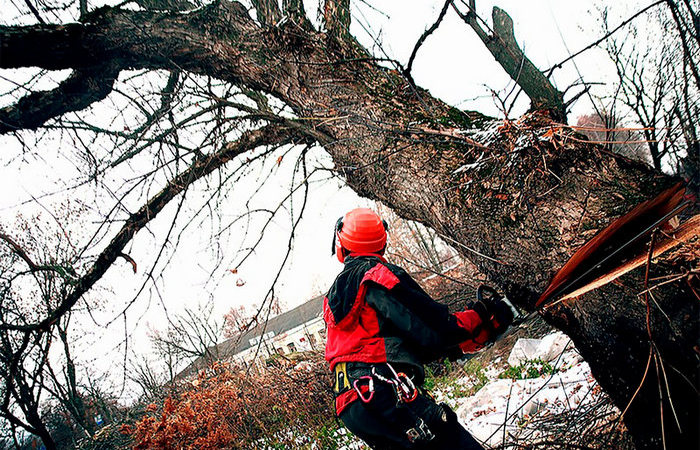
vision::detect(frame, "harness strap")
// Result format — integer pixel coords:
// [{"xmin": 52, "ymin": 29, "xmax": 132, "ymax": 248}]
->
[
  {"xmin": 335, "ymin": 384, "xmax": 372, "ymax": 416},
  {"xmin": 333, "ymin": 362, "xmax": 419, "ymax": 415},
  {"xmin": 335, "ymin": 389, "xmax": 357, "ymax": 415}
]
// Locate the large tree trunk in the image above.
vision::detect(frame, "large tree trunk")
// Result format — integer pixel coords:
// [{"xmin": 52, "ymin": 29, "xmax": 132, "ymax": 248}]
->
[{"xmin": 0, "ymin": 2, "xmax": 697, "ymax": 448}]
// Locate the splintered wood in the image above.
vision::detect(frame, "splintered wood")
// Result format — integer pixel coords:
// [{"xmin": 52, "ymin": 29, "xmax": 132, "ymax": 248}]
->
[
  {"xmin": 536, "ymin": 183, "xmax": 687, "ymax": 307},
  {"xmin": 559, "ymin": 214, "xmax": 699, "ymax": 301}
]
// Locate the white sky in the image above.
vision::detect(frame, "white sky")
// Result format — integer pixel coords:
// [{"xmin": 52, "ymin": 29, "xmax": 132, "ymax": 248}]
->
[{"xmin": 0, "ymin": 0, "xmax": 657, "ymax": 399}]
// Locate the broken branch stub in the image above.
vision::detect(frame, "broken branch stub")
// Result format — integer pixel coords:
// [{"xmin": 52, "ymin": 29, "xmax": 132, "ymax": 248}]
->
[{"xmin": 462, "ymin": 6, "xmax": 565, "ymax": 120}]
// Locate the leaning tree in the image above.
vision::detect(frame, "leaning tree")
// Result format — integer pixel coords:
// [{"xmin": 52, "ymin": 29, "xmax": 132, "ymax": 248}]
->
[{"xmin": 0, "ymin": 0, "xmax": 697, "ymax": 449}]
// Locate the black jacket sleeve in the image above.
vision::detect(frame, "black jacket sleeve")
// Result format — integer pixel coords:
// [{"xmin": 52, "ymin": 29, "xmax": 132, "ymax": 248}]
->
[{"xmin": 364, "ymin": 282, "xmax": 471, "ymax": 359}]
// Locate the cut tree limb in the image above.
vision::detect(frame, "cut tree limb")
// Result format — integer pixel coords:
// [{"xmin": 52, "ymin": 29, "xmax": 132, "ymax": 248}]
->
[{"xmin": 457, "ymin": 4, "xmax": 565, "ymax": 120}]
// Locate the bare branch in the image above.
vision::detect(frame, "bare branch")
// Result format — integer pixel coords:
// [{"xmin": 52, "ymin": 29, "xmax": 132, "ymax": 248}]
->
[
  {"xmin": 0, "ymin": 124, "xmax": 307, "ymax": 332},
  {"xmin": 22, "ymin": 0, "xmax": 46, "ymax": 24},
  {"xmin": 667, "ymin": 0, "xmax": 700, "ymax": 90},
  {"xmin": 0, "ymin": 233, "xmax": 39, "ymax": 271},
  {"xmin": 324, "ymin": 0, "xmax": 351, "ymax": 37},
  {"xmin": 0, "ymin": 66, "xmax": 119, "ymax": 134},
  {"xmin": 0, "ymin": 233, "xmax": 74, "ymax": 279},
  {"xmin": 405, "ymin": 0, "xmax": 452, "ymax": 79},
  {"xmin": 546, "ymin": 0, "xmax": 666, "ymax": 74},
  {"xmin": 282, "ymin": 0, "xmax": 305, "ymax": 22},
  {"xmin": 252, "ymin": 0, "xmax": 282, "ymax": 26},
  {"xmin": 0, "ymin": 2, "xmax": 350, "ymax": 134},
  {"xmin": 455, "ymin": 3, "xmax": 565, "ymax": 120}
]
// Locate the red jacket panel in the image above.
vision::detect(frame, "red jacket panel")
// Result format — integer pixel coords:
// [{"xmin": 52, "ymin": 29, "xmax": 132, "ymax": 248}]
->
[{"xmin": 324, "ymin": 255, "xmax": 480, "ymax": 373}]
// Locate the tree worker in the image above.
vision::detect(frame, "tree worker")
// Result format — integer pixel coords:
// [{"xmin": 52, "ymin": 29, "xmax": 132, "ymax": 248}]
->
[{"xmin": 323, "ymin": 208, "xmax": 514, "ymax": 449}]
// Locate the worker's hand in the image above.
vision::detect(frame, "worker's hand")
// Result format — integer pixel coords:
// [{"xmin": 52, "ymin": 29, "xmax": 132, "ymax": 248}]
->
[
  {"xmin": 458, "ymin": 329, "xmax": 490, "ymax": 353},
  {"xmin": 456, "ymin": 288, "xmax": 515, "ymax": 354},
  {"xmin": 470, "ymin": 295, "xmax": 514, "ymax": 336},
  {"xmin": 453, "ymin": 310, "xmax": 490, "ymax": 354},
  {"xmin": 472, "ymin": 285, "xmax": 515, "ymax": 336}
]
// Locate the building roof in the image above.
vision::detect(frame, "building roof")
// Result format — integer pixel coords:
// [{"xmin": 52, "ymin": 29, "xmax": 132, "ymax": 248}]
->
[
  {"xmin": 218, "ymin": 295, "xmax": 324, "ymax": 356},
  {"xmin": 177, "ymin": 295, "xmax": 324, "ymax": 378}
]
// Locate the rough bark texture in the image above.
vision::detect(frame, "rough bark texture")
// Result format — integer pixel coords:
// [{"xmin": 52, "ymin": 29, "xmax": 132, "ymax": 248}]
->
[{"xmin": 0, "ymin": 3, "xmax": 697, "ymax": 448}]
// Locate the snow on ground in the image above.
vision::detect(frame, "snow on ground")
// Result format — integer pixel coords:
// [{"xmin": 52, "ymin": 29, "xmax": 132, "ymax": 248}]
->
[{"xmin": 456, "ymin": 332, "xmax": 607, "ymax": 448}]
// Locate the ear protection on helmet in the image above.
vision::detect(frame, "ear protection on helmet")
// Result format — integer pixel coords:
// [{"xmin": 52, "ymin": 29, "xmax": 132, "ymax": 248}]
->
[{"xmin": 331, "ymin": 217, "xmax": 343, "ymax": 259}]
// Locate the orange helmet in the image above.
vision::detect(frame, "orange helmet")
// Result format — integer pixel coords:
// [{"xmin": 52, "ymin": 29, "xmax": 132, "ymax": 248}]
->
[{"xmin": 332, "ymin": 208, "xmax": 388, "ymax": 263}]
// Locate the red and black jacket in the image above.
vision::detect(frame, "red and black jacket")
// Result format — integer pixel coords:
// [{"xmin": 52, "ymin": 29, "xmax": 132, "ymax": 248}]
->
[{"xmin": 323, "ymin": 254, "xmax": 482, "ymax": 378}]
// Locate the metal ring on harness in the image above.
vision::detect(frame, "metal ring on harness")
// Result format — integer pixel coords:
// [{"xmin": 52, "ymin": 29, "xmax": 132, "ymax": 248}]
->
[
  {"xmin": 396, "ymin": 372, "xmax": 418, "ymax": 403},
  {"xmin": 371, "ymin": 366, "xmax": 395, "ymax": 385},
  {"xmin": 371, "ymin": 366, "xmax": 409, "ymax": 405},
  {"xmin": 353, "ymin": 376, "xmax": 375, "ymax": 403},
  {"xmin": 386, "ymin": 363, "xmax": 418, "ymax": 403},
  {"xmin": 406, "ymin": 418, "xmax": 435, "ymax": 443}
]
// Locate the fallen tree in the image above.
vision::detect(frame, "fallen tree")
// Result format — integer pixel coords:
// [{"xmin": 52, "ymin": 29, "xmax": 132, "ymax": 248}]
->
[{"xmin": 0, "ymin": 1, "xmax": 697, "ymax": 448}]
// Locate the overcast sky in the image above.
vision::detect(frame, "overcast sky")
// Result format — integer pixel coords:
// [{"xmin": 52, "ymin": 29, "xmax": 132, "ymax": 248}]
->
[{"xmin": 0, "ymin": 0, "xmax": 657, "ymax": 398}]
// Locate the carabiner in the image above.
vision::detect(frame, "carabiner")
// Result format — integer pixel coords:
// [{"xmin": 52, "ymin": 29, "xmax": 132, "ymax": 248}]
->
[
  {"xmin": 396, "ymin": 372, "xmax": 418, "ymax": 402},
  {"xmin": 353, "ymin": 376, "xmax": 375, "ymax": 403},
  {"xmin": 385, "ymin": 363, "xmax": 418, "ymax": 403}
]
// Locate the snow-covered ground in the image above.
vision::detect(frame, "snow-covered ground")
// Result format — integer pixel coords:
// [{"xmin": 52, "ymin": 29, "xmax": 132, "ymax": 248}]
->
[{"xmin": 454, "ymin": 332, "xmax": 615, "ymax": 448}]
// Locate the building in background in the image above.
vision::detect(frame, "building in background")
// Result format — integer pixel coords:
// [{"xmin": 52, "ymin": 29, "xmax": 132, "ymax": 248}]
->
[{"xmin": 180, "ymin": 296, "xmax": 325, "ymax": 376}]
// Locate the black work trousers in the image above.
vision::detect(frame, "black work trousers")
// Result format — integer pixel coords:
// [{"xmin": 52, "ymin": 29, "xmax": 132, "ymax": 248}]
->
[{"xmin": 339, "ymin": 382, "xmax": 484, "ymax": 449}]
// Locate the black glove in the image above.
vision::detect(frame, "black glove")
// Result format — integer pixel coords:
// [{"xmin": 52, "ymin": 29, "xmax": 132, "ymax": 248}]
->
[{"xmin": 469, "ymin": 285, "xmax": 515, "ymax": 337}]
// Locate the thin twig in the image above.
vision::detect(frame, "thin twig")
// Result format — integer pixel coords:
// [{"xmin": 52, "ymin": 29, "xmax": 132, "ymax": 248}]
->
[
  {"xmin": 546, "ymin": 0, "xmax": 666, "ymax": 74},
  {"xmin": 405, "ymin": 0, "xmax": 453, "ymax": 78}
]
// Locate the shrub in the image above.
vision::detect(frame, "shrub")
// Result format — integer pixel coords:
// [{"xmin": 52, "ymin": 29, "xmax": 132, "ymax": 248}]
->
[
  {"xmin": 125, "ymin": 357, "xmax": 340, "ymax": 449},
  {"xmin": 425, "ymin": 358, "xmax": 488, "ymax": 400}
]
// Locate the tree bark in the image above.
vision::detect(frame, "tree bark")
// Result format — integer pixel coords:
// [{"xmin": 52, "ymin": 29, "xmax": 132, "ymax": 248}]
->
[{"xmin": 0, "ymin": 2, "xmax": 697, "ymax": 448}]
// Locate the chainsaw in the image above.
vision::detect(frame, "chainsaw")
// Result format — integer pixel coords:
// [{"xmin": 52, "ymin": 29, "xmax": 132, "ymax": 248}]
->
[{"xmin": 476, "ymin": 284, "xmax": 528, "ymax": 326}]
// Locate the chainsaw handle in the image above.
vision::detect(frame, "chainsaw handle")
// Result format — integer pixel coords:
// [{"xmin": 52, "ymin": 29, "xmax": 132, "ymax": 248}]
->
[
  {"xmin": 477, "ymin": 284, "xmax": 524, "ymax": 323},
  {"xmin": 476, "ymin": 284, "xmax": 501, "ymax": 303}
]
